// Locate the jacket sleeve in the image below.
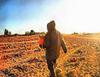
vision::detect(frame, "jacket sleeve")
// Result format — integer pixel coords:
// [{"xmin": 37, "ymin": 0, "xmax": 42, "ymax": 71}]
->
[
  {"xmin": 61, "ymin": 35, "xmax": 67, "ymax": 53},
  {"xmin": 42, "ymin": 35, "xmax": 46, "ymax": 48}
]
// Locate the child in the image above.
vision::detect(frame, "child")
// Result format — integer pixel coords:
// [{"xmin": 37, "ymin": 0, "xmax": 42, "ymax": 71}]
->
[{"xmin": 39, "ymin": 20, "xmax": 67, "ymax": 77}]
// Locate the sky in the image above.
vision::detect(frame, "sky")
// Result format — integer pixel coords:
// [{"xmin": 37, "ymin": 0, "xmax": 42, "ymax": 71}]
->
[{"xmin": 0, "ymin": 0, "xmax": 100, "ymax": 34}]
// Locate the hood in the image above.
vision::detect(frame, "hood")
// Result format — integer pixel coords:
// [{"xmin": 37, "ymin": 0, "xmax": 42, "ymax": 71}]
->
[{"xmin": 47, "ymin": 20, "xmax": 56, "ymax": 32}]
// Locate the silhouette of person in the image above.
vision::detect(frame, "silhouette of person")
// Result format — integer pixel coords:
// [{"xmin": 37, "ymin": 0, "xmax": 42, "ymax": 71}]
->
[{"xmin": 40, "ymin": 20, "xmax": 67, "ymax": 77}]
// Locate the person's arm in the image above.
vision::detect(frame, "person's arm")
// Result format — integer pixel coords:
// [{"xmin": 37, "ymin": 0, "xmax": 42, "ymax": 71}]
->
[
  {"xmin": 42, "ymin": 35, "xmax": 46, "ymax": 48},
  {"xmin": 61, "ymin": 35, "xmax": 67, "ymax": 53},
  {"xmin": 43, "ymin": 33, "xmax": 50, "ymax": 48}
]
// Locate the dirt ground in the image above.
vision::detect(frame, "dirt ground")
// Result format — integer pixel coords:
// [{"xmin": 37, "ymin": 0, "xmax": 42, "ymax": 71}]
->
[{"xmin": 0, "ymin": 34, "xmax": 100, "ymax": 77}]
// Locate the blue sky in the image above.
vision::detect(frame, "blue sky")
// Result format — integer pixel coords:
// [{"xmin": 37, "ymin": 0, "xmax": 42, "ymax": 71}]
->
[{"xmin": 0, "ymin": 0, "xmax": 100, "ymax": 34}]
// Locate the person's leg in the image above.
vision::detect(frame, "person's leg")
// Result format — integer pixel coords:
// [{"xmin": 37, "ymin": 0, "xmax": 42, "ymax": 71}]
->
[
  {"xmin": 53, "ymin": 59, "xmax": 57, "ymax": 68},
  {"xmin": 47, "ymin": 59, "xmax": 55, "ymax": 77}
]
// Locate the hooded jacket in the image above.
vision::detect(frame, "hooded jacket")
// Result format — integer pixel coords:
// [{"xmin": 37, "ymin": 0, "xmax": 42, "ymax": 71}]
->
[{"xmin": 44, "ymin": 21, "xmax": 67, "ymax": 60}]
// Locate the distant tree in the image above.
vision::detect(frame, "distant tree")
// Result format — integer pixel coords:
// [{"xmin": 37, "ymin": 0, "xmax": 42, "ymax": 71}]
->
[
  {"xmin": 4, "ymin": 29, "xmax": 9, "ymax": 35},
  {"xmin": 30, "ymin": 30, "xmax": 35, "ymax": 35},
  {"xmin": 8, "ymin": 31, "xmax": 11, "ymax": 35},
  {"xmin": 13, "ymin": 33, "xmax": 19, "ymax": 36},
  {"xmin": 25, "ymin": 31, "xmax": 30, "ymax": 35},
  {"xmin": 72, "ymin": 32, "xmax": 79, "ymax": 35},
  {"xmin": 41, "ymin": 32, "xmax": 45, "ymax": 34},
  {"xmin": 40, "ymin": 32, "xmax": 45, "ymax": 36},
  {"xmin": 82, "ymin": 33, "xmax": 91, "ymax": 35}
]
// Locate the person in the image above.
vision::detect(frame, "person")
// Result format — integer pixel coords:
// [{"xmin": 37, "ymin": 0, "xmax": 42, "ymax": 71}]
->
[{"xmin": 39, "ymin": 20, "xmax": 67, "ymax": 77}]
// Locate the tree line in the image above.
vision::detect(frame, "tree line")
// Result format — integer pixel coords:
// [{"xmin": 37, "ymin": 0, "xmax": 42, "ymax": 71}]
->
[{"xmin": 4, "ymin": 29, "xmax": 35, "ymax": 36}]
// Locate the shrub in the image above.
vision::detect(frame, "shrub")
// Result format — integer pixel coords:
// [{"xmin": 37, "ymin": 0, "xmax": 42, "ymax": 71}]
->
[{"xmin": 25, "ymin": 31, "xmax": 30, "ymax": 35}]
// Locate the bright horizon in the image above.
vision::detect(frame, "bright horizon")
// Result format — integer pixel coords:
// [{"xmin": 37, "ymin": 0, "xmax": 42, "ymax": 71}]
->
[{"xmin": 0, "ymin": 0, "xmax": 100, "ymax": 34}]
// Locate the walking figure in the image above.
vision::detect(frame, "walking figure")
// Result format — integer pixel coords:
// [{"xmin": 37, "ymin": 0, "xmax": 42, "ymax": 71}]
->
[{"xmin": 39, "ymin": 20, "xmax": 67, "ymax": 77}]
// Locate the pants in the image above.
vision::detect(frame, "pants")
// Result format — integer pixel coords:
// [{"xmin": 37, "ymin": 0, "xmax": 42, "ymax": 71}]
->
[{"xmin": 47, "ymin": 59, "xmax": 56, "ymax": 77}]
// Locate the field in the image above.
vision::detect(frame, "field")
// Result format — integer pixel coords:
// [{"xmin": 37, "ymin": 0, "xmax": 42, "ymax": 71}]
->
[{"xmin": 0, "ymin": 34, "xmax": 100, "ymax": 77}]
